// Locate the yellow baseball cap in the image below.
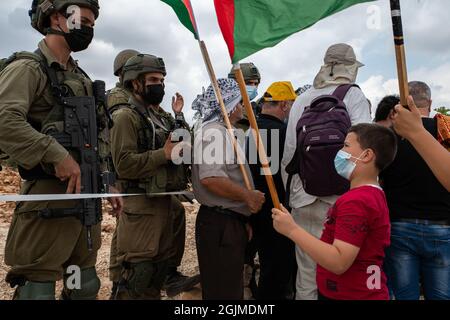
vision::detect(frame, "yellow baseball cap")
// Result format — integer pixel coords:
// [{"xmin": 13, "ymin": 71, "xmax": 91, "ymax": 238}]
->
[{"xmin": 263, "ymin": 81, "xmax": 297, "ymax": 102}]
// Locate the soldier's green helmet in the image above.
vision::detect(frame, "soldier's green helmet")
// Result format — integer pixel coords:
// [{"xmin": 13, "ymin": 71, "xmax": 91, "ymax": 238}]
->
[
  {"xmin": 29, "ymin": 0, "xmax": 100, "ymax": 35},
  {"xmin": 114, "ymin": 49, "xmax": 140, "ymax": 77},
  {"xmin": 228, "ymin": 62, "xmax": 261, "ymax": 84},
  {"xmin": 122, "ymin": 54, "xmax": 167, "ymax": 89}
]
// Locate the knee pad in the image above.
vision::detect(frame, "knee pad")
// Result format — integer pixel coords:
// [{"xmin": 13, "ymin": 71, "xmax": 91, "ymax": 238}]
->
[
  {"xmin": 127, "ymin": 261, "xmax": 155, "ymax": 296},
  {"xmin": 123, "ymin": 261, "xmax": 168, "ymax": 299},
  {"xmin": 14, "ymin": 281, "xmax": 56, "ymax": 300},
  {"xmin": 63, "ymin": 267, "xmax": 100, "ymax": 300}
]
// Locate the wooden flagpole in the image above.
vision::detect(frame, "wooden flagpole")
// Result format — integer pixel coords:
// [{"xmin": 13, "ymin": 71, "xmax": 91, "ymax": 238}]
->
[
  {"xmin": 186, "ymin": 2, "xmax": 252, "ymax": 190},
  {"xmin": 197, "ymin": 41, "xmax": 252, "ymax": 191},
  {"xmin": 233, "ymin": 64, "xmax": 281, "ymax": 209},
  {"xmin": 390, "ymin": 0, "xmax": 410, "ymax": 107}
]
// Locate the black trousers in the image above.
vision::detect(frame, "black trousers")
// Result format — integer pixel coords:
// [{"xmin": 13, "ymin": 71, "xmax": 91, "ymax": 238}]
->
[
  {"xmin": 168, "ymin": 198, "xmax": 186, "ymax": 270},
  {"xmin": 251, "ymin": 206, "xmax": 297, "ymax": 300},
  {"xmin": 195, "ymin": 205, "xmax": 248, "ymax": 300}
]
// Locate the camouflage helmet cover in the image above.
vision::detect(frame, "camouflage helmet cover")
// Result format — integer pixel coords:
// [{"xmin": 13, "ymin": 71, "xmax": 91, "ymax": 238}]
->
[
  {"xmin": 114, "ymin": 49, "xmax": 140, "ymax": 76},
  {"xmin": 228, "ymin": 62, "xmax": 261, "ymax": 83},
  {"xmin": 29, "ymin": 0, "xmax": 100, "ymax": 35},
  {"xmin": 122, "ymin": 54, "xmax": 167, "ymax": 88}
]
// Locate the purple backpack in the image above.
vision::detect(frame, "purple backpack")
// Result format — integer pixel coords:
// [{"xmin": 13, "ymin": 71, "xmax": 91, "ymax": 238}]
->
[{"xmin": 286, "ymin": 84, "xmax": 357, "ymax": 198}]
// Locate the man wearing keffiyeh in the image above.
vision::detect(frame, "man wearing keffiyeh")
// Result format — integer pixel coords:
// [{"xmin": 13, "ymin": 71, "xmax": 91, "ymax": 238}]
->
[
  {"xmin": 192, "ymin": 78, "xmax": 243, "ymax": 128},
  {"xmin": 191, "ymin": 78, "xmax": 266, "ymax": 300}
]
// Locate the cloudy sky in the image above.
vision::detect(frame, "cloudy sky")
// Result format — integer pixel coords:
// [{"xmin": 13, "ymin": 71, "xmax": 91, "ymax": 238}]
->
[{"xmin": 1, "ymin": 0, "xmax": 449, "ymax": 123}]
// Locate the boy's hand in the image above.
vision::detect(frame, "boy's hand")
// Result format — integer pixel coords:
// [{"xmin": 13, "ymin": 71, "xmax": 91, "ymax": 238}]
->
[
  {"xmin": 393, "ymin": 95, "xmax": 424, "ymax": 139},
  {"xmin": 272, "ymin": 204, "xmax": 297, "ymax": 238}
]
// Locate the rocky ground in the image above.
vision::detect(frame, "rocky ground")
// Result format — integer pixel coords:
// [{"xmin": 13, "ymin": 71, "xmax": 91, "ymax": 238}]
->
[{"xmin": 0, "ymin": 166, "xmax": 202, "ymax": 300}]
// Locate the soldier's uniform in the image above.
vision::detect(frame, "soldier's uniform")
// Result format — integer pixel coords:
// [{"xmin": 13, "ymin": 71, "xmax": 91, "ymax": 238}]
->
[
  {"xmin": 110, "ymin": 54, "xmax": 190, "ymax": 300},
  {"xmin": 108, "ymin": 83, "xmax": 133, "ymax": 112},
  {"xmin": 107, "ymin": 49, "xmax": 139, "ymax": 286},
  {"xmin": 0, "ymin": 0, "xmax": 106, "ymax": 300},
  {"xmin": 107, "ymin": 82, "xmax": 131, "ymax": 287}
]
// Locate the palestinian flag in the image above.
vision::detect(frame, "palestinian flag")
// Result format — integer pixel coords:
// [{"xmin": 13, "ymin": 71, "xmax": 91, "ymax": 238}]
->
[
  {"xmin": 214, "ymin": 0, "xmax": 376, "ymax": 62},
  {"xmin": 161, "ymin": 0, "xmax": 199, "ymax": 39}
]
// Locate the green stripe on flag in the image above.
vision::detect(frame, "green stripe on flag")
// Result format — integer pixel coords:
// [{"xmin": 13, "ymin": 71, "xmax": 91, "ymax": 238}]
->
[
  {"xmin": 161, "ymin": 0, "xmax": 198, "ymax": 39},
  {"xmin": 215, "ymin": 0, "xmax": 376, "ymax": 62}
]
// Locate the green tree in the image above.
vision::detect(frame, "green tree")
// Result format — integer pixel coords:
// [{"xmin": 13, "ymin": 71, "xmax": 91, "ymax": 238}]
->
[{"xmin": 435, "ymin": 106, "xmax": 450, "ymax": 116}]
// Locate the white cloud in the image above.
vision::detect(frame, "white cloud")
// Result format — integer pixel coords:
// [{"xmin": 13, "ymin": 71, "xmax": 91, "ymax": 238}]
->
[
  {"xmin": 361, "ymin": 62, "xmax": 450, "ymax": 118},
  {"xmin": 1, "ymin": 0, "xmax": 450, "ymax": 123},
  {"xmin": 411, "ymin": 63, "xmax": 450, "ymax": 109}
]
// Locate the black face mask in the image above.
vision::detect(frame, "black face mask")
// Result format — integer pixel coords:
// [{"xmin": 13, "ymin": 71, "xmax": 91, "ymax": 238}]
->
[
  {"xmin": 50, "ymin": 24, "xmax": 94, "ymax": 52},
  {"xmin": 64, "ymin": 25, "xmax": 94, "ymax": 52},
  {"xmin": 141, "ymin": 83, "xmax": 165, "ymax": 106}
]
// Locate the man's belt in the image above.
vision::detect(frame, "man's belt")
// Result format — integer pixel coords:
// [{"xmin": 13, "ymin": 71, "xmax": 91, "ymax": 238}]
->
[{"xmin": 203, "ymin": 205, "xmax": 250, "ymax": 224}]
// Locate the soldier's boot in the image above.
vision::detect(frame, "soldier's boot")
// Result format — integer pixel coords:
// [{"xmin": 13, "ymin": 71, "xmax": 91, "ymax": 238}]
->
[
  {"xmin": 13, "ymin": 281, "xmax": 56, "ymax": 300},
  {"xmin": 163, "ymin": 267, "xmax": 201, "ymax": 298},
  {"xmin": 61, "ymin": 267, "xmax": 100, "ymax": 300},
  {"xmin": 114, "ymin": 261, "xmax": 167, "ymax": 300}
]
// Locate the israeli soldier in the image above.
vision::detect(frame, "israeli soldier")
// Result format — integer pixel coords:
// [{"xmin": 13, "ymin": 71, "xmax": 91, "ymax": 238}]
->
[
  {"xmin": 107, "ymin": 49, "xmax": 140, "ymax": 113},
  {"xmin": 228, "ymin": 62, "xmax": 262, "ymax": 131},
  {"xmin": 107, "ymin": 49, "xmax": 139, "ymax": 297},
  {"xmin": 110, "ymin": 54, "xmax": 191, "ymax": 300},
  {"xmin": 107, "ymin": 52, "xmax": 200, "ymax": 298},
  {"xmin": 0, "ymin": 0, "xmax": 122, "ymax": 300}
]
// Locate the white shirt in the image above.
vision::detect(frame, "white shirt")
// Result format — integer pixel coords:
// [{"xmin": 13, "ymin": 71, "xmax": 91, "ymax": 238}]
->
[{"xmin": 281, "ymin": 85, "xmax": 372, "ymax": 209}]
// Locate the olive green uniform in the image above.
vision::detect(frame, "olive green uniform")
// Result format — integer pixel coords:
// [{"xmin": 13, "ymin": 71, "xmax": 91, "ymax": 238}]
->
[
  {"xmin": 110, "ymin": 96, "xmax": 189, "ymax": 299},
  {"xmin": 107, "ymin": 83, "xmax": 132, "ymax": 113},
  {"xmin": 107, "ymin": 85, "xmax": 188, "ymax": 287},
  {"xmin": 107, "ymin": 83, "xmax": 131, "ymax": 284},
  {"xmin": 0, "ymin": 40, "xmax": 102, "ymax": 299}
]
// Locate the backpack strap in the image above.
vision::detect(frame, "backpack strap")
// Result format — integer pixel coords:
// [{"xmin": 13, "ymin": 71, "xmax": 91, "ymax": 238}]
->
[
  {"xmin": 332, "ymin": 84, "xmax": 360, "ymax": 102},
  {"xmin": 285, "ymin": 174, "xmax": 293, "ymax": 209},
  {"xmin": 33, "ymin": 49, "xmax": 65, "ymax": 101}
]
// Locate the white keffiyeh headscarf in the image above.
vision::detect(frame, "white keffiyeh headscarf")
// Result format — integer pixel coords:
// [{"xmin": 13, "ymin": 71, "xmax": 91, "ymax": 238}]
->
[{"xmin": 192, "ymin": 78, "xmax": 242, "ymax": 129}]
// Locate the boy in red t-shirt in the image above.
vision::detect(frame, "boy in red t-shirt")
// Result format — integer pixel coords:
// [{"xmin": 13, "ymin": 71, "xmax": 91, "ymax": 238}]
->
[{"xmin": 273, "ymin": 123, "xmax": 398, "ymax": 300}]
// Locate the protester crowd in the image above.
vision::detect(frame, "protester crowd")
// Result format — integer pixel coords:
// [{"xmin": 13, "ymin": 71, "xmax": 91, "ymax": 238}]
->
[{"xmin": 187, "ymin": 43, "xmax": 449, "ymax": 300}]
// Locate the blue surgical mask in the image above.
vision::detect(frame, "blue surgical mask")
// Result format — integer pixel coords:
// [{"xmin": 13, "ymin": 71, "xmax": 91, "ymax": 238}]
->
[
  {"xmin": 334, "ymin": 150, "xmax": 366, "ymax": 180},
  {"xmin": 246, "ymin": 85, "xmax": 258, "ymax": 101}
]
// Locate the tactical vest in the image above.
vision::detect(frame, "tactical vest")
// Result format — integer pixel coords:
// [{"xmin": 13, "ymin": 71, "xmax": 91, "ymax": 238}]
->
[
  {"xmin": 0, "ymin": 50, "xmax": 113, "ymax": 181},
  {"xmin": 106, "ymin": 84, "xmax": 131, "ymax": 114},
  {"xmin": 118, "ymin": 104, "xmax": 190, "ymax": 196},
  {"xmin": 1, "ymin": 49, "xmax": 114, "ymax": 242}
]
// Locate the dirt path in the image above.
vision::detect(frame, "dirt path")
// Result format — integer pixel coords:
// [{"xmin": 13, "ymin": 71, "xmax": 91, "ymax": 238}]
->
[{"xmin": 0, "ymin": 167, "xmax": 201, "ymax": 300}]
